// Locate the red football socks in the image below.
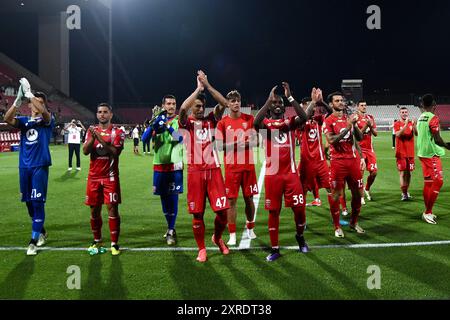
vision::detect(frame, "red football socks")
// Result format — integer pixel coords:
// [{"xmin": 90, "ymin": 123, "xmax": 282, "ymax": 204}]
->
[
  {"xmin": 328, "ymin": 194, "xmax": 341, "ymax": 229},
  {"xmin": 268, "ymin": 210, "xmax": 280, "ymax": 248},
  {"xmin": 293, "ymin": 206, "xmax": 306, "ymax": 236},
  {"xmin": 108, "ymin": 216, "xmax": 120, "ymax": 244},
  {"xmin": 90, "ymin": 216, "xmax": 102, "ymax": 242},
  {"xmin": 192, "ymin": 218, "xmax": 205, "ymax": 250},
  {"xmin": 214, "ymin": 210, "xmax": 228, "ymax": 241}
]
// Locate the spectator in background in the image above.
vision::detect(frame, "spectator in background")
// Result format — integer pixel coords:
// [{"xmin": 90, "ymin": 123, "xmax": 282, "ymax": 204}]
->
[
  {"xmin": 142, "ymin": 120, "xmax": 151, "ymax": 154},
  {"xmin": 132, "ymin": 124, "xmax": 140, "ymax": 154},
  {"xmin": 63, "ymin": 119, "xmax": 86, "ymax": 171}
]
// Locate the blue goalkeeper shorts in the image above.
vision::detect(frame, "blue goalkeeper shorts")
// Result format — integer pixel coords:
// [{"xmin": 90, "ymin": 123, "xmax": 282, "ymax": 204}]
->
[
  {"xmin": 19, "ymin": 166, "xmax": 49, "ymax": 202},
  {"xmin": 153, "ymin": 170, "xmax": 183, "ymax": 195}
]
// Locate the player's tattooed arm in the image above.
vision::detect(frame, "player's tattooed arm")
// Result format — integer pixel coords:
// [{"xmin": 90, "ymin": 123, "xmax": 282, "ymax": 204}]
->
[
  {"xmin": 4, "ymin": 104, "xmax": 19, "ymax": 127},
  {"xmin": 354, "ymin": 141, "xmax": 366, "ymax": 170},
  {"xmin": 326, "ymin": 118, "xmax": 353, "ymax": 145},
  {"xmin": 254, "ymin": 86, "xmax": 277, "ymax": 131},
  {"xmin": 83, "ymin": 126, "xmax": 96, "ymax": 155},
  {"xmin": 283, "ymin": 82, "xmax": 307, "ymax": 126},
  {"xmin": 351, "ymin": 115, "xmax": 364, "ymax": 141},
  {"xmin": 197, "ymin": 70, "xmax": 227, "ymax": 121},
  {"xmin": 179, "ymin": 76, "xmax": 204, "ymax": 126},
  {"xmin": 91, "ymin": 128, "xmax": 120, "ymax": 156},
  {"xmin": 365, "ymin": 117, "xmax": 378, "ymax": 137},
  {"xmin": 305, "ymin": 87, "xmax": 324, "ymax": 119}
]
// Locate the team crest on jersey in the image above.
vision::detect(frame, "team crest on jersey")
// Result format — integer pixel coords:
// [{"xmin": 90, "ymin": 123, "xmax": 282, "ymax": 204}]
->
[
  {"xmin": 274, "ymin": 132, "xmax": 288, "ymax": 144},
  {"xmin": 26, "ymin": 129, "xmax": 38, "ymax": 142},
  {"xmin": 242, "ymin": 122, "xmax": 248, "ymax": 129},
  {"xmin": 339, "ymin": 127, "xmax": 351, "ymax": 140},
  {"xmin": 96, "ymin": 143, "xmax": 108, "ymax": 156},
  {"xmin": 308, "ymin": 129, "xmax": 317, "ymax": 139},
  {"xmin": 196, "ymin": 128, "xmax": 209, "ymax": 141},
  {"xmin": 227, "ymin": 125, "xmax": 232, "ymax": 130}
]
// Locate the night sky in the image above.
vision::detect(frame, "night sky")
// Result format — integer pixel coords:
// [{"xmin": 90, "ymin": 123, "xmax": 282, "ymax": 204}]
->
[{"xmin": 1, "ymin": 0, "xmax": 450, "ymax": 108}]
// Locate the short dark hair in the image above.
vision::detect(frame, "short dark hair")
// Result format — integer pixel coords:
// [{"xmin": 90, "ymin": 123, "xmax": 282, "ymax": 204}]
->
[
  {"xmin": 399, "ymin": 106, "xmax": 408, "ymax": 111},
  {"xmin": 328, "ymin": 91, "xmax": 343, "ymax": 103},
  {"xmin": 162, "ymin": 94, "xmax": 176, "ymax": 105},
  {"xmin": 97, "ymin": 102, "xmax": 112, "ymax": 111},
  {"xmin": 196, "ymin": 92, "xmax": 206, "ymax": 104},
  {"xmin": 357, "ymin": 100, "xmax": 367, "ymax": 105},
  {"xmin": 226, "ymin": 90, "xmax": 241, "ymax": 101},
  {"xmin": 301, "ymin": 97, "xmax": 311, "ymax": 104},
  {"xmin": 421, "ymin": 94, "xmax": 435, "ymax": 108},
  {"xmin": 34, "ymin": 91, "xmax": 47, "ymax": 103}
]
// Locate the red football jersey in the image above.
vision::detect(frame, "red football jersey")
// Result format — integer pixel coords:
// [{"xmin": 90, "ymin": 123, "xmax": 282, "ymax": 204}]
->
[
  {"xmin": 216, "ymin": 113, "xmax": 255, "ymax": 172},
  {"xmin": 394, "ymin": 120, "xmax": 415, "ymax": 158},
  {"xmin": 356, "ymin": 114, "xmax": 376, "ymax": 152},
  {"xmin": 262, "ymin": 117, "xmax": 298, "ymax": 175},
  {"xmin": 179, "ymin": 112, "xmax": 221, "ymax": 172},
  {"xmin": 85, "ymin": 125, "xmax": 125, "ymax": 179},
  {"xmin": 324, "ymin": 114, "xmax": 357, "ymax": 160},
  {"xmin": 298, "ymin": 114, "xmax": 326, "ymax": 162}
]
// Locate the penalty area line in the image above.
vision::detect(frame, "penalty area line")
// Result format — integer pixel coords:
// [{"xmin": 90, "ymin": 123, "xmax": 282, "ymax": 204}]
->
[{"xmin": 1, "ymin": 240, "xmax": 449, "ymax": 252}]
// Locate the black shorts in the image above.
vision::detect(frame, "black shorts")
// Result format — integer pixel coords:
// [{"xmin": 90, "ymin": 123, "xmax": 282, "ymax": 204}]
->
[{"xmin": 133, "ymin": 138, "xmax": 139, "ymax": 146}]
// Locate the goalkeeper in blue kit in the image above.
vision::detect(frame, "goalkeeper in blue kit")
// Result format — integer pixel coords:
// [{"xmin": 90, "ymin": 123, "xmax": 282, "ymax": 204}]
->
[
  {"xmin": 142, "ymin": 95, "xmax": 184, "ymax": 245},
  {"xmin": 4, "ymin": 78, "xmax": 55, "ymax": 256}
]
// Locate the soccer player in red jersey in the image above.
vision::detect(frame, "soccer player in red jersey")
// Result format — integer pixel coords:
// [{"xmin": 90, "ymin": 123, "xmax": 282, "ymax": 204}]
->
[
  {"xmin": 355, "ymin": 101, "xmax": 378, "ymax": 204},
  {"xmin": 394, "ymin": 106, "xmax": 417, "ymax": 201},
  {"xmin": 83, "ymin": 103, "xmax": 125, "ymax": 256},
  {"xmin": 297, "ymin": 90, "xmax": 337, "ymax": 215},
  {"xmin": 297, "ymin": 96, "xmax": 328, "ymax": 207},
  {"xmin": 323, "ymin": 92, "xmax": 366, "ymax": 238},
  {"xmin": 179, "ymin": 71, "xmax": 230, "ymax": 262},
  {"xmin": 254, "ymin": 83, "xmax": 309, "ymax": 261},
  {"xmin": 216, "ymin": 90, "xmax": 259, "ymax": 246}
]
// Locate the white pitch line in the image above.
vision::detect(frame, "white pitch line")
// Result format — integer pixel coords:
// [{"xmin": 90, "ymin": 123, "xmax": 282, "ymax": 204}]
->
[
  {"xmin": 2, "ymin": 240, "xmax": 449, "ymax": 252},
  {"xmin": 238, "ymin": 161, "xmax": 266, "ymax": 249}
]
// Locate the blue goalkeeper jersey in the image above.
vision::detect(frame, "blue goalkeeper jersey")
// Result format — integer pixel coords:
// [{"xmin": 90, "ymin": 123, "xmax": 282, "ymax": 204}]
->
[{"xmin": 17, "ymin": 115, "xmax": 55, "ymax": 169}]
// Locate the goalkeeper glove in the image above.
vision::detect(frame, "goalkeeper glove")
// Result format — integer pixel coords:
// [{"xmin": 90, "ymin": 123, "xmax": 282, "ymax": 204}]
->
[
  {"xmin": 19, "ymin": 77, "xmax": 35, "ymax": 99},
  {"xmin": 13, "ymin": 84, "xmax": 24, "ymax": 107}
]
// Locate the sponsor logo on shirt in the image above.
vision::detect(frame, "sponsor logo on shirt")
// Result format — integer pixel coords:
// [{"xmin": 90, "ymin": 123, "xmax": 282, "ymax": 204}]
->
[{"xmin": 26, "ymin": 129, "xmax": 38, "ymax": 142}]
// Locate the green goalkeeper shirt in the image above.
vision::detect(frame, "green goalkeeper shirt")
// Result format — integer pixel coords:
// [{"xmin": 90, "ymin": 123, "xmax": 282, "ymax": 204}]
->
[{"xmin": 153, "ymin": 115, "xmax": 184, "ymax": 171}]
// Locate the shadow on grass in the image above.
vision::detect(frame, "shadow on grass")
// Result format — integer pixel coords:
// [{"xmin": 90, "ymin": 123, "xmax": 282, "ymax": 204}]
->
[
  {"xmin": 79, "ymin": 255, "xmax": 102, "ymax": 300},
  {"xmin": 54, "ymin": 171, "xmax": 82, "ymax": 182},
  {"xmin": 105, "ymin": 256, "xmax": 128, "ymax": 299},
  {"xmin": 0, "ymin": 257, "xmax": 35, "ymax": 299},
  {"xmin": 169, "ymin": 250, "xmax": 236, "ymax": 300},
  {"xmin": 243, "ymin": 248, "xmax": 340, "ymax": 299}
]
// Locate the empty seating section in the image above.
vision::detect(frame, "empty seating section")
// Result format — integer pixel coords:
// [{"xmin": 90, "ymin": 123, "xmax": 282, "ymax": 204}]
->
[
  {"xmin": 0, "ymin": 130, "xmax": 20, "ymax": 152},
  {"xmin": 114, "ymin": 108, "xmax": 153, "ymax": 124},
  {"xmin": 435, "ymin": 105, "xmax": 450, "ymax": 128}
]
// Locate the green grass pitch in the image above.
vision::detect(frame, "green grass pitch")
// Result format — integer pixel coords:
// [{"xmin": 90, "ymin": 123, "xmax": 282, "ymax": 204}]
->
[{"xmin": 0, "ymin": 132, "xmax": 449, "ymax": 300}]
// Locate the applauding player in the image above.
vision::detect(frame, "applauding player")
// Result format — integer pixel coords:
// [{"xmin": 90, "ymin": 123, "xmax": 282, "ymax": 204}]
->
[
  {"xmin": 83, "ymin": 103, "xmax": 125, "ymax": 256},
  {"xmin": 324, "ymin": 92, "xmax": 365, "ymax": 238},
  {"xmin": 254, "ymin": 83, "xmax": 309, "ymax": 261},
  {"xmin": 142, "ymin": 95, "xmax": 184, "ymax": 245},
  {"xmin": 394, "ymin": 107, "xmax": 417, "ymax": 201},
  {"xmin": 179, "ymin": 71, "xmax": 230, "ymax": 262},
  {"xmin": 4, "ymin": 78, "xmax": 54, "ymax": 255},
  {"xmin": 355, "ymin": 101, "xmax": 378, "ymax": 204},
  {"xmin": 216, "ymin": 90, "xmax": 259, "ymax": 246}
]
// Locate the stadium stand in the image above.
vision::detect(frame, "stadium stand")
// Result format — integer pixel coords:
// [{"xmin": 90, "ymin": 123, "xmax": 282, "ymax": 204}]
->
[
  {"xmin": 0, "ymin": 52, "xmax": 95, "ymax": 123},
  {"xmin": 114, "ymin": 107, "xmax": 153, "ymax": 124},
  {"xmin": 435, "ymin": 105, "xmax": 450, "ymax": 129}
]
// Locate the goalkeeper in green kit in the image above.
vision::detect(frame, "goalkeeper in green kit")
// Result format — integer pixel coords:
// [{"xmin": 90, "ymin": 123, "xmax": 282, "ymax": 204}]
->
[{"xmin": 142, "ymin": 95, "xmax": 184, "ymax": 245}]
